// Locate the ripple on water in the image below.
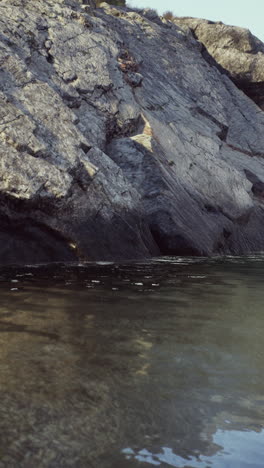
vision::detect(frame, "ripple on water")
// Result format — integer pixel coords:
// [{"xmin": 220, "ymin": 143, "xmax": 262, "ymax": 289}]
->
[{"xmin": 0, "ymin": 256, "xmax": 264, "ymax": 467}]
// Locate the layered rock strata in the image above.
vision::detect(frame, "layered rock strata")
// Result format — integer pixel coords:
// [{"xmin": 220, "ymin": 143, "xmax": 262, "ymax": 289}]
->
[
  {"xmin": 0, "ymin": 0, "xmax": 264, "ymax": 262},
  {"xmin": 174, "ymin": 17, "xmax": 264, "ymax": 109}
]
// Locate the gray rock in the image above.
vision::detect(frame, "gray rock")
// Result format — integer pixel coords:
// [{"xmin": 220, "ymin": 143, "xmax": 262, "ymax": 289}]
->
[
  {"xmin": 0, "ymin": 0, "xmax": 264, "ymax": 262},
  {"xmin": 125, "ymin": 72, "xmax": 143, "ymax": 88},
  {"xmin": 173, "ymin": 17, "xmax": 264, "ymax": 109}
]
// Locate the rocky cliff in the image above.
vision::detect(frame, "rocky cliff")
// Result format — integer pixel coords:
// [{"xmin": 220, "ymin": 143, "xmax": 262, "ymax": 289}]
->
[
  {"xmin": 173, "ymin": 17, "xmax": 264, "ymax": 109},
  {"xmin": 1, "ymin": 0, "xmax": 264, "ymax": 263}
]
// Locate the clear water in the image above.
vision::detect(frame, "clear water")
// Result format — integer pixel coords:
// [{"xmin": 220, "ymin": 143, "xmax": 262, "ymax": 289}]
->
[{"xmin": 0, "ymin": 256, "xmax": 264, "ymax": 467}]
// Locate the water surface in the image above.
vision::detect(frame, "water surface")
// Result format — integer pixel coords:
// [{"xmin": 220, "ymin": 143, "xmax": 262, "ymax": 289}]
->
[{"xmin": 0, "ymin": 256, "xmax": 264, "ymax": 467}]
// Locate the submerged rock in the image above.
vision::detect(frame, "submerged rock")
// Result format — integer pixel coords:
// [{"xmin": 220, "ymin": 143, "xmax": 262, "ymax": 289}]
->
[{"xmin": 0, "ymin": 0, "xmax": 264, "ymax": 263}]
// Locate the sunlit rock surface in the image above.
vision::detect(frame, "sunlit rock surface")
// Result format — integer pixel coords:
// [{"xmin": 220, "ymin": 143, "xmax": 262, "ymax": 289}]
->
[
  {"xmin": 173, "ymin": 17, "xmax": 264, "ymax": 109},
  {"xmin": 1, "ymin": 0, "xmax": 264, "ymax": 262}
]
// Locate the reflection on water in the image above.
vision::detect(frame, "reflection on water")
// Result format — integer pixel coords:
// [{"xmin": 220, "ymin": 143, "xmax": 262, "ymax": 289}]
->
[
  {"xmin": 122, "ymin": 429, "xmax": 264, "ymax": 467},
  {"xmin": 0, "ymin": 257, "xmax": 264, "ymax": 467}
]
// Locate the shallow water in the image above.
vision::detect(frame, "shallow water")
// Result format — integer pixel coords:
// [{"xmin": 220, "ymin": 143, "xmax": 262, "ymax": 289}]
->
[{"xmin": 0, "ymin": 256, "xmax": 264, "ymax": 467}]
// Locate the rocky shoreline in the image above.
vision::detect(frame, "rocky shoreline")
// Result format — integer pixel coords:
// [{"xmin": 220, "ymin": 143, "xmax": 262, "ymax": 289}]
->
[{"xmin": 1, "ymin": 0, "xmax": 264, "ymax": 263}]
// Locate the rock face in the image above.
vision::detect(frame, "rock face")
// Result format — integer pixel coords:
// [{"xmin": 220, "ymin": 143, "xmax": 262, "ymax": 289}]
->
[
  {"xmin": 173, "ymin": 17, "xmax": 264, "ymax": 109},
  {"xmin": 0, "ymin": 0, "xmax": 264, "ymax": 263}
]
